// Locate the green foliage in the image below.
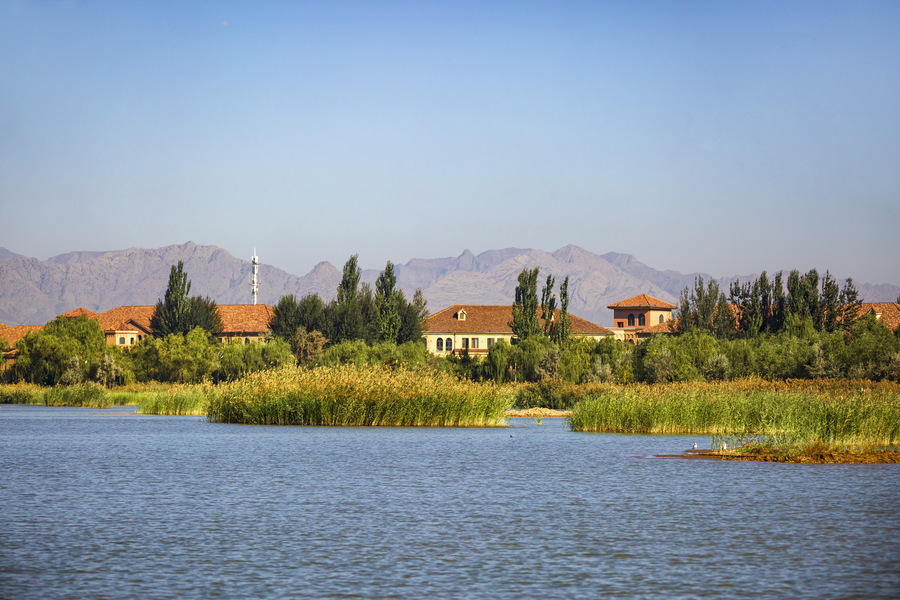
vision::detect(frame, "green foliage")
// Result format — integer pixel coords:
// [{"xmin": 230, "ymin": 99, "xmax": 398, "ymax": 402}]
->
[
  {"xmin": 317, "ymin": 340, "xmax": 430, "ymax": 369},
  {"xmin": 375, "ymin": 261, "xmax": 402, "ymax": 343},
  {"xmin": 511, "ymin": 267, "xmax": 541, "ymax": 341},
  {"xmin": 11, "ymin": 315, "xmax": 109, "ymax": 386},
  {"xmin": 150, "ymin": 261, "xmax": 223, "ymax": 337},
  {"xmin": 132, "ymin": 328, "xmax": 219, "ymax": 383}
]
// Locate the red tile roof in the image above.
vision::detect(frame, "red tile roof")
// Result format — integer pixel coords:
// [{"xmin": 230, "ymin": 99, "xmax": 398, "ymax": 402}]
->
[
  {"xmin": 58, "ymin": 307, "xmax": 99, "ymax": 318},
  {"xmin": 857, "ymin": 302, "xmax": 900, "ymax": 331},
  {"xmin": 93, "ymin": 304, "xmax": 274, "ymax": 335},
  {"xmin": 607, "ymin": 294, "xmax": 676, "ymax": 309},
  {"xmin": 425, "ymin": 305, "xmax": 611, "ymax": 336},
  {"xmin": 0, "ymin": 324, "xmax": 44, "ymax": 348}
]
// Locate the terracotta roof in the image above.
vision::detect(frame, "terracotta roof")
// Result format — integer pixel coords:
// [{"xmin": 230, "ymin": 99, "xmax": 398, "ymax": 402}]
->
[
  {"xmin": 96, "ymin": 306, "xmax": 155, "ymax": 331},
  {"xmin": 0, "ymin": 324, "xmax": 44, "ymax": 348},
  {"xmin": 218, "ymin": 304, "xmax": 274, "ymax": 333},
  {"xmin": 424, "ymin": 304, "xmax": 611, "ymax": 336},
  {"xmin": 637, "ymin": 319, "xmax": 679, "ymax": 335},
  {"xmin": 92, "ymin": 304, "xmax": 273, "ymax": 335},
  {"xmin": 58, "ymin": 307, "xmax": 99, "ymax": 318},
  {"xmin": 857, "ymin": 302, "xmax": 900, "ymax": 331},
  {"xmin": 607, "ymin": 294, "xmax": 677, "ymax": 309}
]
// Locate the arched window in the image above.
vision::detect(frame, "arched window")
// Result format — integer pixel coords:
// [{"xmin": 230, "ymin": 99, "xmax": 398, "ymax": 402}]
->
[
  {"xmin": 436, "ymin": 338, "xmax": 444, "ymax": 351},
  {"xmin": 638, "ymin": 314, "xmax": 645, "ymax": 327},
  {"xmin": 659, "ymin": 315, "xmax": 665, "ymax": 324},
  {"xmin": 445, "ymin": 338, "xmax": 453, "ymax": 352},
  {"xmin": 627, "ymin": 314, "xmax": 635, "ymax": 327}
]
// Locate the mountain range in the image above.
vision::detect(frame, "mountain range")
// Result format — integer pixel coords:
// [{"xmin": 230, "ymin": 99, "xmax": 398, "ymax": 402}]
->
[{"xmin": 1, "ymin": 242, "xmax": 897, "ymax": 328}]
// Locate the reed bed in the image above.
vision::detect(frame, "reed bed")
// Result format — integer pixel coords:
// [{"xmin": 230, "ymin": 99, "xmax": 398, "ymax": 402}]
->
[
  {"xmin": 0, "ymin": 382, "xmax": 46, "ymax": 405},
  {"xmin": 569, "ymin": 379, "xmax": 900, "ymax": 450},
  {"xmin": 207, "ymin": 365, "xmax": 514, "ymax": 426},
  {"xmin": 135, "ymin": 384, "xmax": 211, "ymax": 416}
]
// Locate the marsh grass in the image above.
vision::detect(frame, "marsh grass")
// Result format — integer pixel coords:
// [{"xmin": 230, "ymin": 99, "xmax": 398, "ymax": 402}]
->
[
  {"xmin": 569, "ymin": 379, "xmax": 900, "ymax": 451},
  {"xmin": 0, "ymin": 382, "xmax": 46, "ymax": 404},
  {"xmin": 207, "ymin": 365, "xmax": 514, "ymax": 426},
  {"xmin": 136, "ymin": 384, "xmax": 211, "ymax": 416}
]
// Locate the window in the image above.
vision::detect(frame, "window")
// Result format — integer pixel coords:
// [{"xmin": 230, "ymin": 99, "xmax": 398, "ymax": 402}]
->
[
  {"xmin": 457, "ymin": 310, "xmax": 467, "ymax": 321},
  {"xmin": 627, "ymin": 314, "xmax": 635, "ymax": 327},
  {"xmin": 487, "ymin": 338, "xmax": 495, "ymax": 348},
  {"xmin": 445, "ymin": 338, "xmax": 453, "ymax": 351},
  {"xmin": 617, "ymin": 321, "xmax": 624, "ymax": 328},
  {"xmin": 462, "ymin": 338, "xmax": 469, "ymax": 349},
  {"xmin": 470, "ymin": 338, "xmax": 479, "ymax": 349},
  {"xmin": 437, "ymin": 338, "xmax": 444, "ymax": 351},
  {"xmin": 129, "ymin": 337, "xmax": 135, "ymax": 344},
  {"xmin": 659, "ymin": 315, "xmax": 665, "ymax": 324},
  {"xmin": 638, "ymin": 314, "xmax": 645, "ymax": 327},
  {"xmin": 119, "ymin": 337, "xmax": 125, "ymax": 345}
]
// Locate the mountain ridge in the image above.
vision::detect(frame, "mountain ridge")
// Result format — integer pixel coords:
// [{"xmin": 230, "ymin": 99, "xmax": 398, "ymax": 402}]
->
[{"xmin": 0, "ymin": 242, "xmax": 896, "ymax": 327}]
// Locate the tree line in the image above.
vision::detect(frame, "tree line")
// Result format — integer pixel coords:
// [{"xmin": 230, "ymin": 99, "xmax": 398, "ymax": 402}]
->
[{"xmin": 4, "ymin": 256, "xmax": 429, "ymax": 386}]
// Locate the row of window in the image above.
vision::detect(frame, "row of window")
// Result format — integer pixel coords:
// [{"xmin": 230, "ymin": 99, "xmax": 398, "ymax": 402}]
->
[
  {"xmin": 616, "ymin": 313, "xmax": 666, "ymax": 327},
  {"xmin": 435, "ymin": 337, "xmax": 504, "ymax": 352}
]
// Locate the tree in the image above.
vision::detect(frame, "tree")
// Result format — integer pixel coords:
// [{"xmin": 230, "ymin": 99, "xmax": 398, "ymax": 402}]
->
[
  {"xmin": 511, "ymin": 268, "xmax": 541, "ymax": 341},
  {"xmin": 397, "ymin": 288, "xmax": 428, "ymax": 344},
  {"xmin": 540, "ymin": 274, "xmax": 557, "ymax": 336},
  {"xmin": 329, "ymin": 255, "xmax": 365, "ymax": 343},
  {"xmin": 553, "ymin": 276, "xmax": 572, "ymax": 343},
  {"xmin": 270, "ymin": 295, "xmax": 305, "ymax": 341},
  {"xmin": 150, "ymin": 261, "xmax": 223, "ymax": 337},
  {"xmin": 838, "ymin": 278, "xmax": 862, "ymax": 332},
  {"xmin": 12, "ymin": 315, "xmax": 108, "ymax": 385},
  {"xmin": 375, "ymin": 261, "xmax": 402, "ymax": 343}
]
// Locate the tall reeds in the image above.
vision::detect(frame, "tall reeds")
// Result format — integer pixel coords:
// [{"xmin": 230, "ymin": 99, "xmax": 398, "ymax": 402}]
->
[
  {"xmin": 569, "ymin": 379, "xmax": 900, "ymax": 450},
  {"xmin": 207, "ymin": 365, "xmax": 514, "ymax": 426}
]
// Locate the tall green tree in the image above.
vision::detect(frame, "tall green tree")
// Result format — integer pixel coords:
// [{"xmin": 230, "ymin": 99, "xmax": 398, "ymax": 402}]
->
[
  {"xmin": 553, "ymin": 276, "xmax": 572, "ymax": 343},
  {"xmin": 397, "ymin": 288, "xmax": 428, "ymax": 344},
  {"xmin": 150, "ymin": 261, "xmax": 223, "ymax": 337},
  {"xmin": 511, "ymin": 268, "xmax": 541, "ymax": 341},
  {"xmin": 328, "ymin": 254, "xmax": 365, "ymax": 343},
  {"xmin": 375, "ymin": 261, "xmax": 402, "ymax": 343},
  {"xmin": 540, "ymin": 274, "xmax": 557, "ymax": 336}
]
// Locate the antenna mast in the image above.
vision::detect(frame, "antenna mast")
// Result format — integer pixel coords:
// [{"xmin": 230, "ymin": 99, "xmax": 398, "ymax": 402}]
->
[{"xmin": 250, "ymin": 249, "xmax": 260, "ymax": 305}]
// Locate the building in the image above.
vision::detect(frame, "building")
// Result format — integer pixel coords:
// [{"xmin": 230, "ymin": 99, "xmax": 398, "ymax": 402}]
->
[
  {"xmin": 422, "ymin": 304, "xmax": 612, "ymax": 356},
  {"xmin": 61, "ymin": 304, "xmax": 275, "ymax": 347},
  {"xmin": 607, "ymin": 294, "xmax": 677, "ymax": 342}
]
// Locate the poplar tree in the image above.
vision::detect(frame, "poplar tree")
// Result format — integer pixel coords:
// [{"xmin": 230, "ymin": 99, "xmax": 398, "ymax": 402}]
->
[
  {"xmin": 511, "ymin": 268, "xmax": 541, "ymax": 341},
  {"xmin": 540, "ymin": 274, "xmax": 557, "ymax": 336},
  {"xmin": 150, "ymin": 261, "xmax": 222, "ymax": 337},
  {"xmin": 375, "ymin": 261, "xmax": 402, "ymax": 343}
]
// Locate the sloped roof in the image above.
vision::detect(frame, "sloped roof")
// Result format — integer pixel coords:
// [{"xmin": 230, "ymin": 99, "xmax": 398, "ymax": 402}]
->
[
  {"xmin": 424, "ymin": 304, "xmax": 611, "ymax": 336},
  {"xmin": 58, "ymin": 307, "xmax": 99, "ymax": 318},
  {"xmin": 218, "ymin": 304, "xmax": 274, "ymax": 333},
  {"xmin": 96, "ymin": 306, "xmax": 156, "ymax": 331},
  {"xmin": 857, "ymin": 302, "xmax": 900, "ymax": 331},
  {"xmin": 0, "ymin": 324, "xmax": 44, "ymax": 348},
  {"xmin": 607, "ymin": 294, "xmax": 677, "ymax": 309},
  {"xmin": 92, "ymin": 304, "xmax": 273, "ymax": 335}
]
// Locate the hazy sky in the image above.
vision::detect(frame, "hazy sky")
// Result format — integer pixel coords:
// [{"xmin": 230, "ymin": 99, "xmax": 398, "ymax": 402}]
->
[{"xmin": 2, "ymin": 1, "xmax": 898, "ymax": 285}]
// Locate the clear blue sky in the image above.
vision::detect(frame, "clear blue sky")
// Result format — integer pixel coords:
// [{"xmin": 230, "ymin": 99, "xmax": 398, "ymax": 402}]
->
[{"xmin": 2, "ymin": 1, "xmax": 898, "ymax": 285}]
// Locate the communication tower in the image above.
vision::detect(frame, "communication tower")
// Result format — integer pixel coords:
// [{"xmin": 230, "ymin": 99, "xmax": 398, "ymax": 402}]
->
[{"xmin": 250, "ymin": 249, "xmax": 260, "ymax": 305}]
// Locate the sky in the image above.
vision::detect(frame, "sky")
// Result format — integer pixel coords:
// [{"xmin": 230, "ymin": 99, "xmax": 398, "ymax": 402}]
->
[{"xmin": 2, "ymin": 0, "xmax": 899, "ymax": 285}]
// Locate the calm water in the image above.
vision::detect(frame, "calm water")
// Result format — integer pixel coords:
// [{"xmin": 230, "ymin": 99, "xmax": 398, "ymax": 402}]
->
[{"xmin": 1, "ymin": 405, "xmax": 898, "ymax": 599}]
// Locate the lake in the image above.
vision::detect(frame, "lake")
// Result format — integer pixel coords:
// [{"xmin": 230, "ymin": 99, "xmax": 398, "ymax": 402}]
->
[{"xmin": 1, "ymin": 404, "xmax": 898, "ymax": 599}]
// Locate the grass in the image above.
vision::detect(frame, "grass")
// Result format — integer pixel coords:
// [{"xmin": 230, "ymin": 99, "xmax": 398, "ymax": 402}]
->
[
  {"xmin": 569, "ymin": 379, "xmax": 900, "ymax": 458},
  {"xmin": 207, "ymin": 365, "xmax": 515, "ymax": 426}
]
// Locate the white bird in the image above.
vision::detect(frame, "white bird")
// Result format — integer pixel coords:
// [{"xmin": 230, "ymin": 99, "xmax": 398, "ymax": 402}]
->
[
  {"xmin": 722, "ymin": 443, "xmax": 728, "ymax": 451},
  {"xmin": 692, "ymin": 443, "xmax": 698, "ymax": 450}
]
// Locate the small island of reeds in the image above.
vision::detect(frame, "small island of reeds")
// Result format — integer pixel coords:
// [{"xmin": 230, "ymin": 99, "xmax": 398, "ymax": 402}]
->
[
  {"xmin": 568, "ymin": 379, "xmax": 900, "ymax": 463},
  {"xmin": 206, "ymin": 365, "xmax": 514, "ymax": 427}
]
